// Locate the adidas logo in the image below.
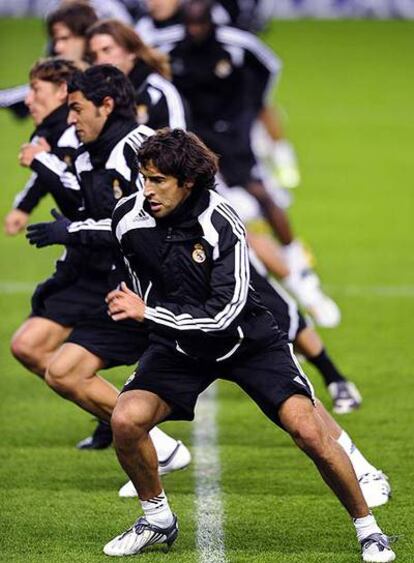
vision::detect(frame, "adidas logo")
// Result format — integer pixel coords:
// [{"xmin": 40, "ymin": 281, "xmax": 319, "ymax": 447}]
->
[
  {"xmin": 133, "ymin": 210, "xmax": 151, "ymax": 222},
  {"xmin": 294, "ymin": 375, "xmax": 306, "ymax": 387}
]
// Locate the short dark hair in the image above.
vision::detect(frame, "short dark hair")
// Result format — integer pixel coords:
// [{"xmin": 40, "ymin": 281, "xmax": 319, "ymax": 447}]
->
[
  {"xmin": 138, "ymin": 128, "xmax": 219, "ymax": 192},
  {"xmin": 46, "ymin": 2, "xmax": 98, "ymax": 38},
  {"xmin": 183, "ymin": 0, "xmax": 213, "ymax": 25},
  {"xmin": 29, "ymin": 57, "xmax": 78, "ymax": 85},
  {"xmin": 67, "ymin": 65, "xmax": 137, "ymax": 120}
]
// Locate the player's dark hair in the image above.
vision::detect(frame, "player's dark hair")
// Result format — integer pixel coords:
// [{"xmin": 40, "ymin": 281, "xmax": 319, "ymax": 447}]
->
[
  {"xmin": 183, "ymin": 0, "xmax": 213, "ymax": 25},
  {"xmin": 67, "ymin": 64, "xmax": 137, "ymax": 120},
  {"xmin": 46, "ymin": 2, "xmax": 98, "ymax": 38},
  {"xmin": 29, "ymin": 57, "xmax": 79, "ymax": 85},
  {"xmin": 86, "ymin": 19, "xmax": 171, "ymax": 79},
  {"xmin": 138, "ymin": 128, "xmax": 219, "ymax": 192}
]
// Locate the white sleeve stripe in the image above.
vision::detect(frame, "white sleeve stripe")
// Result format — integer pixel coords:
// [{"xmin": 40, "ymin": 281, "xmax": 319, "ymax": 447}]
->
[
  {"xmin": 216, "ymin": 203, "xmax": 246, "ymax": 239},
  {"xmin": 147, "ymin": 74, "xmax": 187, "ymax": 129},
  {"xmin": 0, "ymin": 84, "xmax": 29, "ymax": 107},
  {"xmin": 61, "ymin": 172, "xmax": 81, "ymax": 191},
  {"xmin": 217, "ymin": 26, "xmax": 281, "ymax": 74},
  {"xmin": 144, "ymin": 237, "xmax": 249, "ymax": 331},
  {"xmin": 68, "ymin": 218, "xmax": 112, "ymax": 233},
  {"xmin": 34, "ymin": 152, "xmax": 67, "ymax": 176},
  {"xmin": 144, "ymin": 205, "xmax": 250, "ymax": 331},
  {"xmin": 13, "ymin": 172, "xmax": 38, "ymax": 208}
]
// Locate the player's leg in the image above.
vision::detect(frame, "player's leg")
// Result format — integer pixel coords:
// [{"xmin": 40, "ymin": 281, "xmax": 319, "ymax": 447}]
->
[
  {"xmin": 104, "ymin": 344, "xmax": 204, "ymax": 556},
  {"xmin": 316, "ymin": 401, "xmax": 391, "ymax": 508},
  {"xmin": 295, "ymin": 326, "xmax": 362, "ymax": 413},
  {"xmin": 10, "ymin": 317, "xmax": 71, "ymax": 378},
  {"xmin": 278, "ymin": 395, "xmax": 395, "ymax": 561},
  {"xmin": 231, "ymin": 342, "xmax": 395, "ymax": 561},
  {"xmin": 249, "ymin": 232, "xmax": 341, "ymax": 328},
  {"xmin": 105, "ymin": 389, "xmax": 178, "ymax": 556},
  {"xmin": 45, "ymin": 342, "xmax": 113, "ymax": 419}
]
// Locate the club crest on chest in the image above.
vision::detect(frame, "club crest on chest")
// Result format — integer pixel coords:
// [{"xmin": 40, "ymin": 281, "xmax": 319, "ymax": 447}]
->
[
  {"xmin": 113, "ymin": 178, "xmax": 123, "ymax": 200},
  {"xmin": 192, "ymin": 243, "xmax": 206, "ymax": 263}
]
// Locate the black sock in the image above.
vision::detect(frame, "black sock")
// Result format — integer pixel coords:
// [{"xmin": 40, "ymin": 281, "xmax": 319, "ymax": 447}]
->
[{"xmin": 308, "ymin": 348, "xmax": 346, "ymax": 386}]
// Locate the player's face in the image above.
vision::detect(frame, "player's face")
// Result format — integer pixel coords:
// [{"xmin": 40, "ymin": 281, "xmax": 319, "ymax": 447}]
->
[
  {"xmin": 141, "ymin": 161, "xmax": 193, "ymax": 218},
  {"xmin": 52, "ymin": 22, "xmax": 85, "ymax": 62},
  {"xmin": 88, "ymin": 34, "xmax": 135, "ymax": 75},
  {"xmin": 146, "ymin": 0, "xmax": 180, "ymax": 21},
  {"xmin": 67, "ymin": 90, "xmax": 111, "ymax": 143},
  {"xmin": 186, "ymin": 21, "xmax": 211, "ymax": 43},
  {"xmin": 25, "ymin": 79, "xmax": 67, "ymax": 125}
]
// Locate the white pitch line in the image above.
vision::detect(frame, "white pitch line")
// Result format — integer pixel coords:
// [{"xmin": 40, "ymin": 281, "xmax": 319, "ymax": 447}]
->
[
  {"xmin": 326, "ymin": 284, "xmax": 414, "ymax": 298},
  {"xmin": 1, "ymin": 281, "xmax": 414, "ymax": 298},
  {"xmin": 0, "ymin": 281, "xmax": 36, "ymax": 294},
  {"xmin": 193, "ymin": 383, "xmax": 227, "ymax": 563}
]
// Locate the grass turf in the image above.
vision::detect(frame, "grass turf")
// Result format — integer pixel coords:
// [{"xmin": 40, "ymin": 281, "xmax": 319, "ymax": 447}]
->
[{"xmin": 0, "ymin": 17, "xmax": 413, "ymax": 562}]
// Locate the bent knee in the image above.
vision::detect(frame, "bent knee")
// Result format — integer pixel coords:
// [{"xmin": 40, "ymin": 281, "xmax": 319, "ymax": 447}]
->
[
  {"xmin": 112, "ymin": 398, "xmax": 154, "ymax": 438},
  {"xmin": 11, "ymin": 332, "xmax": 42, "ymax": 366},
  {"xmin": 290, "ymin": 417, "xmax": 330, "ymax": 457}
]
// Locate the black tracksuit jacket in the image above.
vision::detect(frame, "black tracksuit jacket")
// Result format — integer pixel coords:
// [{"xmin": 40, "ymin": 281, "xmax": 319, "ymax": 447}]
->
[
  {"xmin": 111, "ymin": 186, "xmax": 282, "ymax": 362},
  {"xmin": 14, "ymin": 104, "xmax": 81, "ymax": 219},
  {"xmin": 127, "ymin": 61, "xmax": 190, "ymax": 130},
  {"xmin": 40, "ymin": 118, "xmax": 153, "ymax": 277}
]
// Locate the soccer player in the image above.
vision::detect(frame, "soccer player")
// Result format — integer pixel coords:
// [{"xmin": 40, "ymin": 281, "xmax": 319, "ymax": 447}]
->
[
  {"xmin": 81, "ymin": 20, "xmax": 188, "ymax": 445},
  {"xmin": 103, "ymin": 128, "xmax": 395, "ymax": 561},
  {"xmin": 85, "ymin": 18, "xmax": 189, "ymax": 130},
  {"xmin": 118, "ymin": 253, "xmax": 389, "ymax": 507},
  {"xmin": 15, "ymin": 64, "xmax": 190, "ymax": 467},
  {"xmin": 154, "ymin": 0, "xmax": 339, "ymax": 327},
  {"xmin": 0, "ymin": 3, "xmax": 98, "ymax": 118},
  {"xmin": 4, "ymin": 58, "xmax": 81, "ymax": 236},
  {"xmin": 134, "ymin": 0, "xmax": 301, "ymax": 192}
]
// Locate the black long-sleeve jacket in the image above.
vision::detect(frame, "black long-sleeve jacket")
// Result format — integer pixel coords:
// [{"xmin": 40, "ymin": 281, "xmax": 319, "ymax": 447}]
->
[
  {"xmin": 127, "ymin": 61, "xmax": 190, "ymax": 130},
  {"xmin": 158, "ymin": 25, "xmax": 280, "ymax": 128},
  {"xmin": 111, "ymin": 186, "xmax": 280, "ymax": 362},
  {"xmin": 14, "ymin": 104, "xmax": 82, "ymax": 219},
  {"xmin": 61, "ymin": 120, "xmax": 153, "ymax": 275}
]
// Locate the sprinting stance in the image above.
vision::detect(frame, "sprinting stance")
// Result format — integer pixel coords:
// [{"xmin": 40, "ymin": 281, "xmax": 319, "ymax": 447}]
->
[
  {"xmin": 15, "ymin": 65, "xmax": 190, "ymax": 469},
  {"xmin": 104, "ymin": 128, "xmax": 395, "ymax": 561}
]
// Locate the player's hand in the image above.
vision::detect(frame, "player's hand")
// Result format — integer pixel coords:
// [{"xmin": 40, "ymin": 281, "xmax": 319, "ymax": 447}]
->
[
  {"xmin": 18, "ymin": 137, "xmax": 50, "ymax": 167},
  {"xmin": 26, "ymin": 209, "xmax": 71, "ymax": 248},
  {"xmin": 4, "ymin": 208, "xmax": 29, "ymax": 235},
  {"xmin": 106, "ymin": 282, "xmax": 146, "ymax": 322}
]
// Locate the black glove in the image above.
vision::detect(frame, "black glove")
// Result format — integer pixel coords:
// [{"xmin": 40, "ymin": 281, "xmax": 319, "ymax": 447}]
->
[{"xmin": 26, "ymin": 209, "xmax": 71, "ymax": 248}]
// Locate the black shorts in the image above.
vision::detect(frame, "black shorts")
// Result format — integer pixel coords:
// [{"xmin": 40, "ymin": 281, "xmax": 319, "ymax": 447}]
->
[
  {"xmin": 122, "ymin": 340, "xmax": 315, "ymax": 428},
  {"xmin": 31, "ymin": 273, "xmax": 148, "ymax": 368}
]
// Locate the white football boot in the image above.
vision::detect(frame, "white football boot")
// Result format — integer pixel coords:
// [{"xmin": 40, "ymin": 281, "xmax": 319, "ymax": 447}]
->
[
  {"xmin": 283, "ymin": 269, "xmax": 341, "ymax": 328},
  {"xmin": 103, "ymin": 515, "xmax": 178, "ymax": 556},
  {"xmin": 119, "ymin": 441, "xmax": 191, "ymax": 498},
  {"xmin": 359, "ymin": 471, "xmax": 391, "ymax": 509},
  {"xmin": 361, "ymin": 533, "xmax": 396, "ymax": 562},
  {"xmin": 328, "ymin": 381, "xmax": 362, "ymax": 414}
]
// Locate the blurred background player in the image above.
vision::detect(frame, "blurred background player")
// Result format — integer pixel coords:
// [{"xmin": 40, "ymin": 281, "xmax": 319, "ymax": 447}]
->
[
  {"xmin": 0, "ymin": 2, "xmax": 98, "ymax": 118},
  {"xmin": 133, "ymin": 0, "xmax": 301, "ymax": 194},
  {"xmin": 10, "ymin": 62, "xmax": 191, "ymax": 468},
  {"xmin": 4, "ymin": 58, "xmax": 81, "ymax": 236},
  {"xmin": 149, "ymin": 0, "xmax": 339, "ymax": 327},
  {"xmin": 82, "ymin": 18, "xmax": 189, "ymax": 444},
  {"xmin": 86, "ymin": 18, "xmax": 189, "ymax": 130}
]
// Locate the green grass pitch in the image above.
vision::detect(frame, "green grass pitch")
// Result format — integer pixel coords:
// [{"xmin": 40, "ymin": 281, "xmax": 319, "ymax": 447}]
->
[{"xmin": 0, "ymin": 18, "xmax": 413, "ymax": 562}]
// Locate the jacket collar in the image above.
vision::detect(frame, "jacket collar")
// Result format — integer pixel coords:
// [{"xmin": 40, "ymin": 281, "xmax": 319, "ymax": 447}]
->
[
  {"xmin": 128, "ymin": 61, "xmax": 152, "ymax": 92},
  {"xmin": 83, "ymin": 115, "xmax": 137, "ymax": 167},
  {"xmin": 31, "ymin": 103, "xmax": 69, "ymax": 146},
  {"xmin": 144, "ymin": 188, "xmax": 211, "ymax": 230}
]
